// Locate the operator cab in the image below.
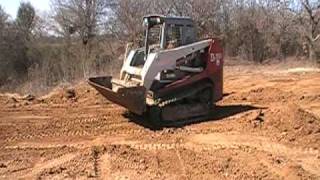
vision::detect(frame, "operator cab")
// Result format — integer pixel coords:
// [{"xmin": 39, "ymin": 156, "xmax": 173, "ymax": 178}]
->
[
  {"xmin": 142, "ymin": 15, "xmax": 197, "ymax": 58},
  {"xmin": 121, "ymin": 15, "xmax": 199, "ymax": 87},
  {"xmin": 128, "ymin": 15, "xmax": 197, "ymax": 67}
]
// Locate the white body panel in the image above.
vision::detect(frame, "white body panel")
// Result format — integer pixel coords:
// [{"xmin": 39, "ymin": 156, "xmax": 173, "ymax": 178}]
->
[
  {"xmin": 120, "ymin": 50, "xmax": 143, "ymax": 79},
  {"xmin": 118, "ymin": 39, "xmax": 212, "ymax": 90},
  {"xmin": 141, "ymin": 39, "xmax": 212, "ymax": 89}
]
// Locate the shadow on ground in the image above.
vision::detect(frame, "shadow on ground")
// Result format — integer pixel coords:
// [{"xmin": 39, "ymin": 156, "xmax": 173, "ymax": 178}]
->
[{"xmin": 123, "ymin": 104, "xmax": 263, "ymax": 130}]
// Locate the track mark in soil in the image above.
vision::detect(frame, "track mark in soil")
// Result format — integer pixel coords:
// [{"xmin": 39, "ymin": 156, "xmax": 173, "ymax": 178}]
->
[
  {"xmin": 175, "ymin": 149, "xmax": 188, "ymax": 178},
  {"xmin": 99, "ymin": 153, "xmax": 112, "ymax": 179},
  {"xmin": 5, "ymin": 136, "xmax": 137, "ymax": 150},
  {"xmin": 188, "ymin": 133, "xmax": 320, "ymax": 177},
  {"xmin": 91, "ymin": 147, "xmax": 100, "ymax": 178},
  {"xmin": 11, "ymin": 152, "xmax": 80, "ymax": 179}
]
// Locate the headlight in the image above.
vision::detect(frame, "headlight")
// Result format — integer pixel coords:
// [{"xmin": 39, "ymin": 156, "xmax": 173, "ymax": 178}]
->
[{"xmin": 143, "ymin": 18, "xmax": 149, "ymax": 28}]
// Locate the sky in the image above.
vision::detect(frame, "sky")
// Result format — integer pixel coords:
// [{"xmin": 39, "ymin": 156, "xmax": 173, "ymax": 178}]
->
[{"xmin": 0, "ymin": 0, "xmax": 50, "ymax": 18}]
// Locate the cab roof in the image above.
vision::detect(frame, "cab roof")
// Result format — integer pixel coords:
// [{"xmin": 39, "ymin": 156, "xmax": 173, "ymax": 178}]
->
[{"xmin": 143, "ymin": 14, "xmax": 194, "ymax": 26}]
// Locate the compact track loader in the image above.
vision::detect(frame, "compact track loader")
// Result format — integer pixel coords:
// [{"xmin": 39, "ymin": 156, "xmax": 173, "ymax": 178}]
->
[{"xmin": 88, "ymin": 15, "xmax": 224, "ymax": 126}]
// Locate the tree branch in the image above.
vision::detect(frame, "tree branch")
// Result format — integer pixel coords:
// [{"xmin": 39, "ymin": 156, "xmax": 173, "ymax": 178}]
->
[
  {"xmin": 313, "ymin": 34, "xmax": 320, "ymax": 42},
  {"xmin": 301, "ymin": 0, "xmax": 315, "ymax": 21}
]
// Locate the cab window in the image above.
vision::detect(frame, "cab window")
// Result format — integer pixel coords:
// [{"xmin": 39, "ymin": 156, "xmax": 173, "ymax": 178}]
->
[{"xmin": 166, "ymin": 24, "xmax": 183, "ymax": 49}]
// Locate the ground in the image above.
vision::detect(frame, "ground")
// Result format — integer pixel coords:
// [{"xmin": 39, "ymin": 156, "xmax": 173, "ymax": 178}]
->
[{"xmin": 0, "ymin": 65, "xmax": 320, "ymax": 179}]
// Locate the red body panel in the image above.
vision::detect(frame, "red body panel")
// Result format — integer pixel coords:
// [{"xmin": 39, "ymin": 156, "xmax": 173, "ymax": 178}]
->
[{"xmin": 157, "ymin": 38, "xmax": 224, "ymax": 101}]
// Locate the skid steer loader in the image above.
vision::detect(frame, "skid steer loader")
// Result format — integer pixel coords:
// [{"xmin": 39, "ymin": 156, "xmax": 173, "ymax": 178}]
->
[{"xmin": 88, "ymin": 15, "xmax": 223, "ymax": 126}]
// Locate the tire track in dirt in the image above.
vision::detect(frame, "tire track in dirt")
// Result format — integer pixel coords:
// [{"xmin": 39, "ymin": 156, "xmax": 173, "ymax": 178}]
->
[
  {"xmin": 98, "ymin": 153, "xmax": 112, "ymax": 179},
  {"xmin": 4, "ymin": 121, "xmax": 150, "ymax": 143},
  {"xmin": 188, "ymin": 133, "xmax": 320, "ymax": 177},
  {"xmin": 8, "ymin": 152, "xmax": 80, "ymax": 179},
  {"xmin": 91, "ymin": 147, "xmax": 101, "ymax": 178},
  {"xmin": 5, "ymin": 131, "xmax": 319, "ymax": 178},
  {"xmin": 257, "ymin": 156, "xmax": 305, "ymax": 180},
  {"xmin": 6, "ymin": 131, "xmax": 320, "ymax": 154},
  {"xmin": 4, "ymin": 136, "xmax": 137, "ymax": 150},
  {"xmin": 175, "ymin": 149, "xmax": 187, "ymax": 178}
]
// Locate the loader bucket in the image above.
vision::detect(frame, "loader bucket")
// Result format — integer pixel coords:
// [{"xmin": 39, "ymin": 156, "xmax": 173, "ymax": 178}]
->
[{"xmin": 88, "ymin": 76, "xmax": 146, "ymax": 115}]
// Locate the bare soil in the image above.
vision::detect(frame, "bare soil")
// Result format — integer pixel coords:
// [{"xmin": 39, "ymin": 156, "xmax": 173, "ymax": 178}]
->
[{"xmin": 0, "ymin": 65, "xmax": 320, "ymax": 179}]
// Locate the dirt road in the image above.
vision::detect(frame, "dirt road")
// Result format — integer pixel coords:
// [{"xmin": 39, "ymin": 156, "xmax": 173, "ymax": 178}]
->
[{"xmin": 0, "ymin": 65, "xmax": 320, "ymax": 179}]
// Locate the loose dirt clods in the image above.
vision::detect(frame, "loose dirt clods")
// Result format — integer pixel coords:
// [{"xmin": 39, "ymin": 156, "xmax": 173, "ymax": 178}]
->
[{"xmin": 0, "ymin": 65, "xmax": 320, "ymax": 179}]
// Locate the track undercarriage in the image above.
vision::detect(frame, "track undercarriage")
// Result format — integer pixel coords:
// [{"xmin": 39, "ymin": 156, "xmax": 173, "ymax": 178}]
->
[{"xmin": 148, "ymin": 83, "xmax": 214, "ymax": 127}]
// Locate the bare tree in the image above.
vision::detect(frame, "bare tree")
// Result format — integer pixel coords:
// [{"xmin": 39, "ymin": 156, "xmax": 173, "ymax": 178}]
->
[
  {"xmin": 0, "ymin": 6, "xmax": 9, "ymax": 85},
  {"xmin": 0, "ymin": 3, "xmax": 36, "ymax": 87},
  {"xmin": 32, "ymin": 12, "xmax": 55, "ymax": 38},
  {"xmin": 51, "ymin": 0, "xmax": 111, "ymax": 77},
  {"xmin": 52, "ymin": 0, "xmax": 109, "ymax": 45},
  {"xmin": 106, "ymin": 0, "xmax": 152, "ymax": 45},
  {"xmin": 0, "ymin": 6, "xmax": 8, "ymax": 29},
  {"xmin": 298, "ymin": 0, "xmax": 320, "ymax": 61},
  {"xmin": 16, "ymin": 2, "xmax": 36, "ymax": 41}
]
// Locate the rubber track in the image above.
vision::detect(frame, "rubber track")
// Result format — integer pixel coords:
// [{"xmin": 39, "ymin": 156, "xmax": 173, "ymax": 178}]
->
[{"xmin": 154, "ymin": 83, "xmax": 212, "ymax": 125}]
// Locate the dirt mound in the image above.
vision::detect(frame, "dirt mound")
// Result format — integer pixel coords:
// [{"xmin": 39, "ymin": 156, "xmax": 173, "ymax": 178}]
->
[
  {"xmin": 223, "ymin": 87, "xmax": 295, "ymax": 105},
  {"xmin": 72, "ymin": 82, "xmax": 110, "ymax": 105},
  {"xmin": 0, "ymin": 93, "xmax": 38, "ymax": 108},
  {"xmin": 0, "ymin": 94, "xmax": 18, "ymax": 105},
  {"xmin": 263, "ymin": 103, "xmax": 320, "ymax": 148},
  {"xmin": 40, "ymin": 82, "xmax": 109, "ymax": 105},
  {"xmin": 286, "ymin": 68, "xmax": 320, "ymax": 73},
  {"xmin": 299, "ymin": 94, "xmax": 320, "ymax": 104},
  {"xmin": 221, "ymin": 86, "xmax": 319, "ymax": 148},
  {"xmin": 39, "ymin": 86, "xmax": 74, "ymax": 104}
]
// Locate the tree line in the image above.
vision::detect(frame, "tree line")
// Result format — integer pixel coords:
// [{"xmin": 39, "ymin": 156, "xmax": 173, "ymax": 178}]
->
[{"xmin": 0, "ymin": 0, "xmax": 319, "ymax": 93}]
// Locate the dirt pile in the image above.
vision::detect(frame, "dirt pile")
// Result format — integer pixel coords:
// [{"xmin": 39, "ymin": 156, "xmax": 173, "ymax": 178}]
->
[
  {"xmin": 0, "ymin": 94, "xmax": 18, "ymax": 106},
  {"xmin": 0, "ymin": 93, "xmax": 39, "ymax": 108},
  {"xmin": 221, "ymin": 84, "xmax": 320, "ymax": 148},
  {"xmin": 299, "ymin": 94, "xmax": 320, "ymax": 104},
  {"xmin": 40, "ymin": 82, "xmax": 109, "ymax": 105},
  {"xmin": 0, "ymin": 82, "xmax": 110, "ymax": 108},
  {"xmin": 223, "ymin": 87, "xmax": 295, "ymax": 105},
  {"xmin": 264, "ymin": 103, "xmax": 320, "ymax": 148}
]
